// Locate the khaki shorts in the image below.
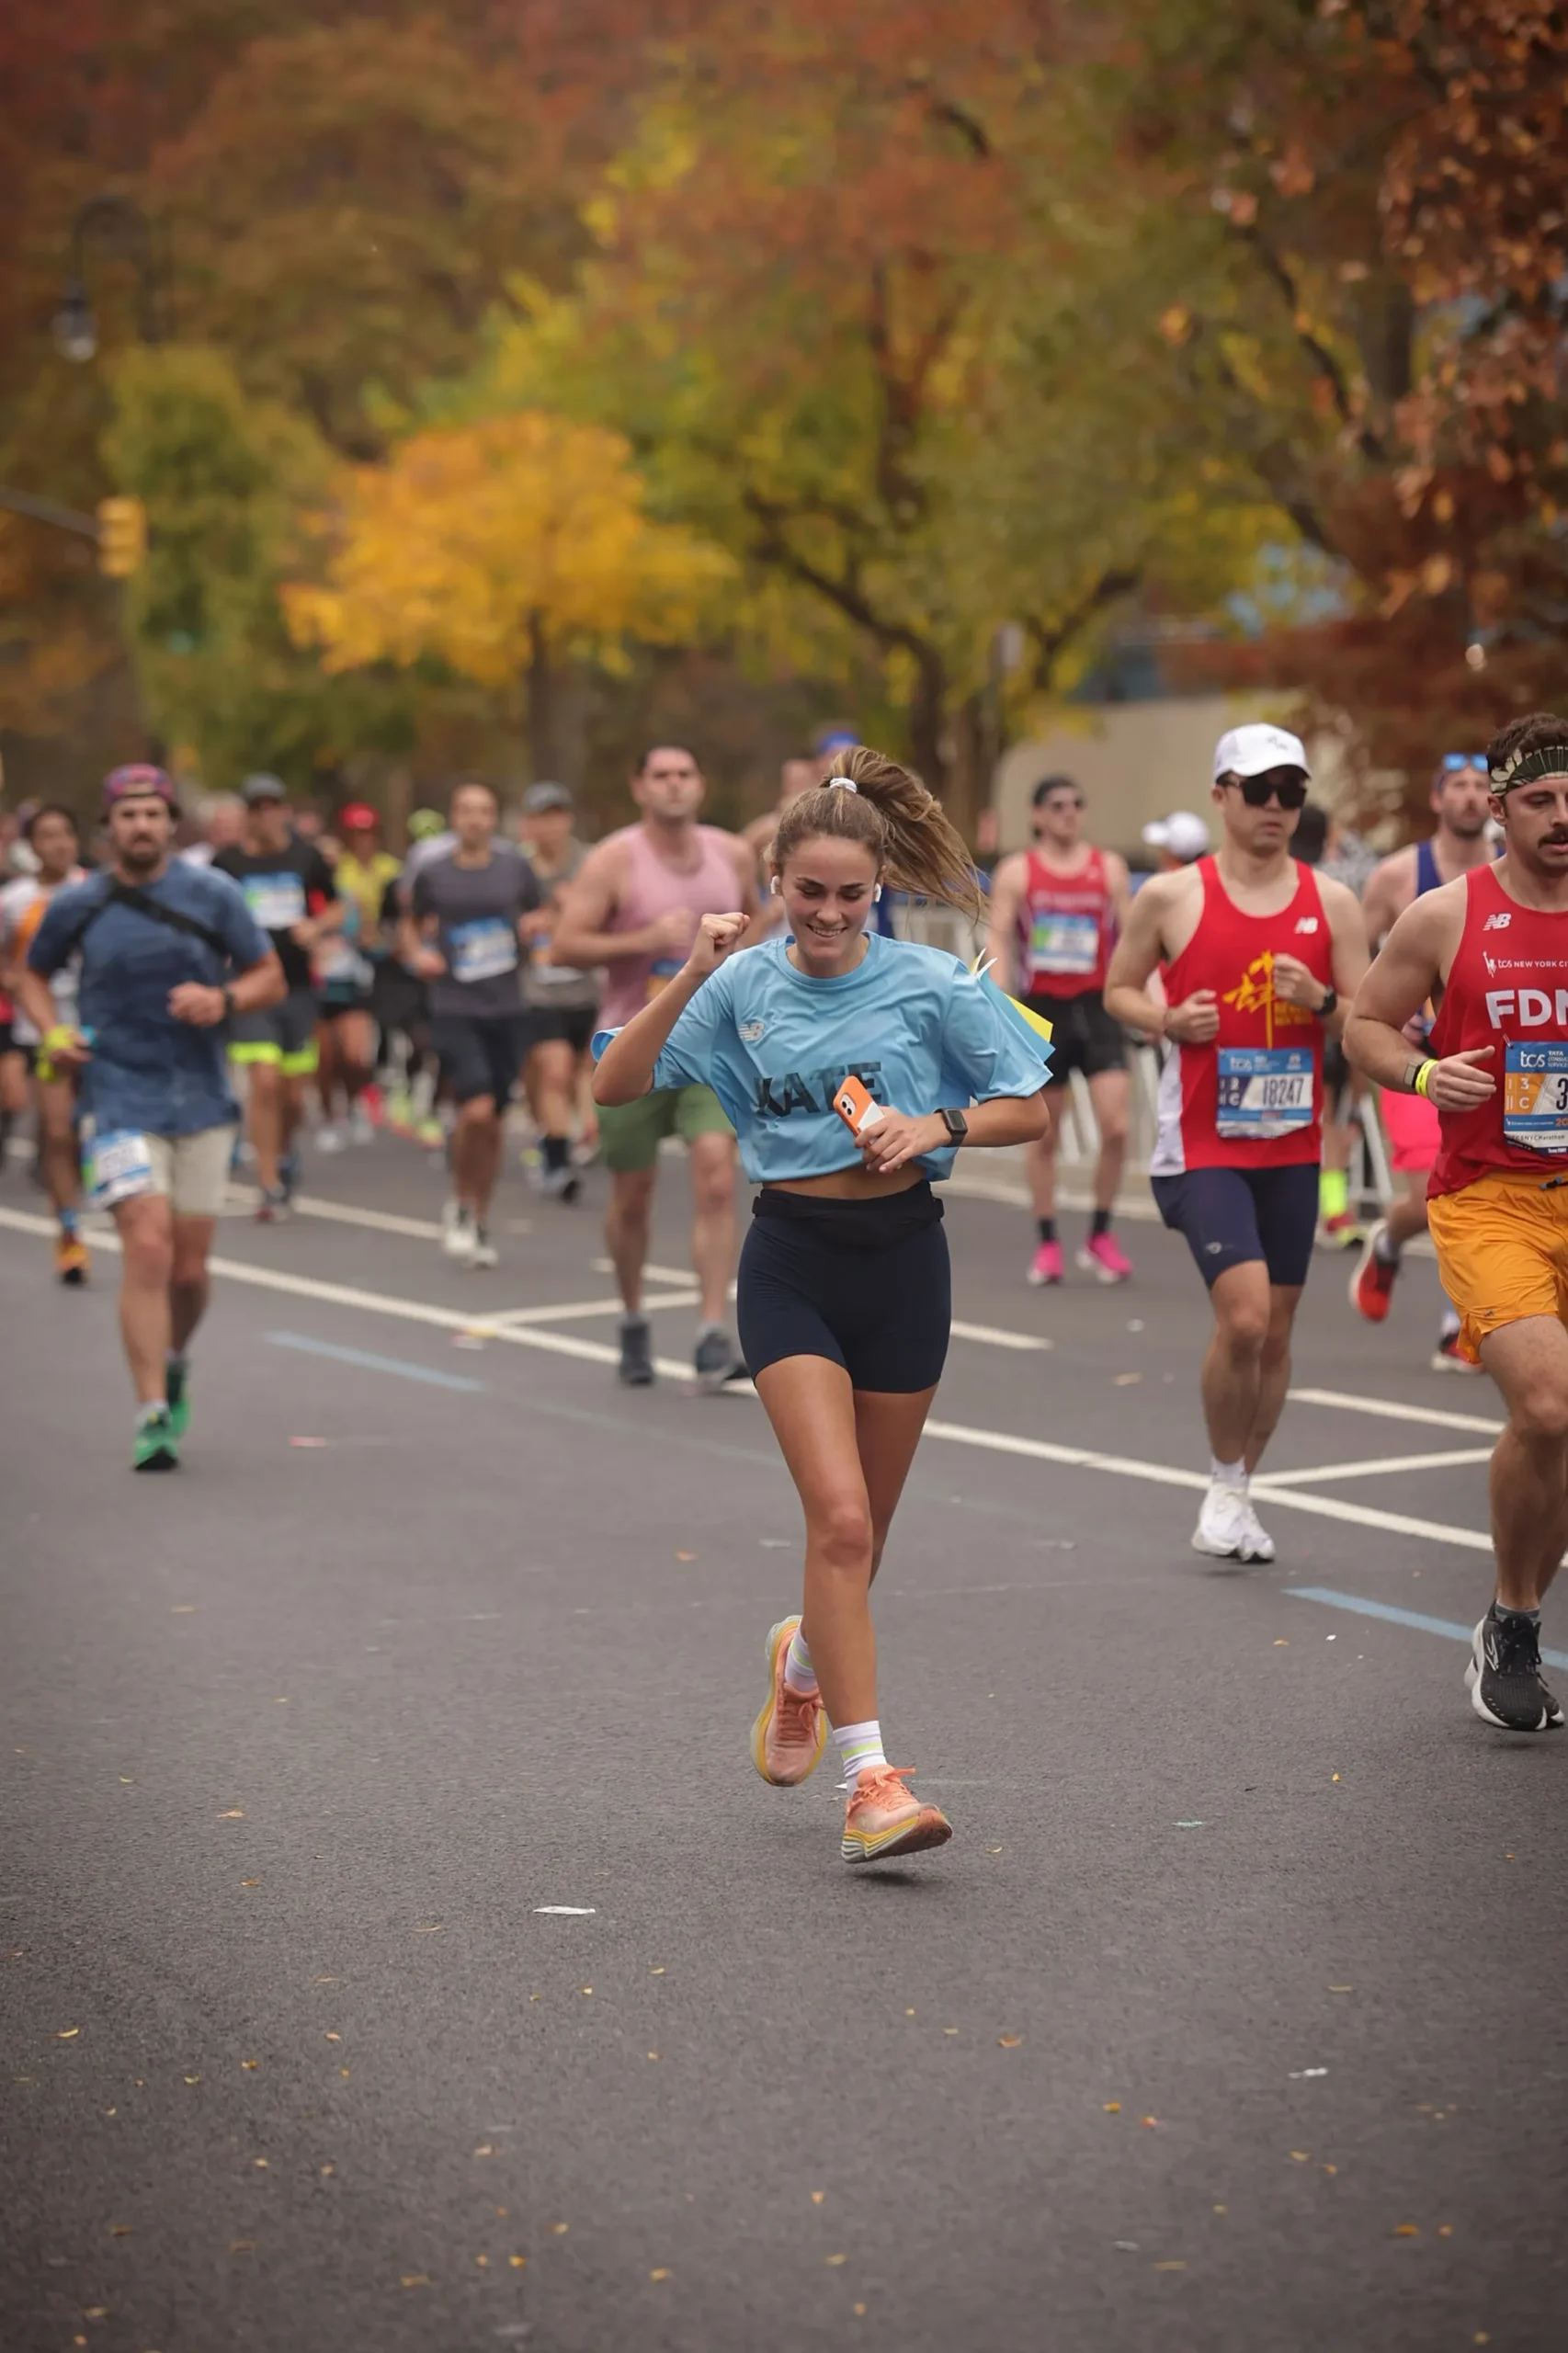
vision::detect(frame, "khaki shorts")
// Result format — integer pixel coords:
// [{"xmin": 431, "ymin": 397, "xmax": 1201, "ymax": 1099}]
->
[
  {"xmin": 140, "ymin": 1125, "xmax": 237, "ymax": 1219},
  {"xmin": 1427, "ymin": 1167, "xmax": 1568, "ymax": 1362},
  {"xmin": 597, "ymin": 1084, "xmax": 733, "ymax": 1173}
]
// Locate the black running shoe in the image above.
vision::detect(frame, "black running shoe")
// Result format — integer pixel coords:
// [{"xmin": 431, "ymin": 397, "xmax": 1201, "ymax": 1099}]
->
[
  {"xmin": 618, "ymin": 1314, "xmax": 654, "ymax": 1387},
  {"xmin": 1466, "ymin": 1608, "xmax": 1565, "ymax": 1732}
]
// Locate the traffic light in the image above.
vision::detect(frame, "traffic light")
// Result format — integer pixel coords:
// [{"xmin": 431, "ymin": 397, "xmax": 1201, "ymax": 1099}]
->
[{"xmin": 97, "ymin": 494, "xmax": 146, "ymax": 578}]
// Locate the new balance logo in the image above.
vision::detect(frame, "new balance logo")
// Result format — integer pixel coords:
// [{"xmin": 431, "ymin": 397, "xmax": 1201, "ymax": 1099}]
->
[
  {"xmin": 1484, "ymin": 912, "xmax": 1512, "ymax": 930},
  {"xmin": 1294, "ymin": 916, "xmax": 1319, "ymax": 933}
]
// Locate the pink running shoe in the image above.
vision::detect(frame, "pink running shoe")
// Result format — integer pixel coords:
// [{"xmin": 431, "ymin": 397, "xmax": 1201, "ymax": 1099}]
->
[
  {"xmin": 1076, "ymin": 1232, "xmax": 1133, "ymax": 1283},
  {"xmin": 1027, "ymin": 1239, "xmax": 1064, "ymax": 1287},
  {"xmin": 749, "ymin": 1616, "xmax": 826, "ymax": 1787},
  {"xmin": 841, "ymin": 1767, "xmax": 952, "ymax": 1865}
]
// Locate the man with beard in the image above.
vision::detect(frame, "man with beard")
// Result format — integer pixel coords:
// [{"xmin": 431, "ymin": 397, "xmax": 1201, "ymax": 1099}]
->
[
  {"xmin": 20, "ymin": 767, "xmax": 282, "ymax": 1470},
  {"xmin": 1346, "ymin": 714, "xmax": 1568, "ymax": 1732},
  {"xmin": 1349, "ymin": 754, "xmax": 1495, "ymax": 1365}
]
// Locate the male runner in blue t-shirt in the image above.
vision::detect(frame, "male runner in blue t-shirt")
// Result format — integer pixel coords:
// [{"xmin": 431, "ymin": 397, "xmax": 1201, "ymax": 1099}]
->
[{"xmin": 21, "ymin": 765, "xmax": 283, "ymax": 1470}]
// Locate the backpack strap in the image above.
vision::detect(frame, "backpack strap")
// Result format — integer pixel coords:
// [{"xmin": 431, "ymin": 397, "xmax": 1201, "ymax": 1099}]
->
[{"xmin": 53, "ymin": 875, "xmax": 234, "ymax": 971}]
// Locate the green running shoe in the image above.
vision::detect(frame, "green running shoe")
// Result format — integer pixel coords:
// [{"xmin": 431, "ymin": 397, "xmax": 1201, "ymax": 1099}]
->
[
  {"xmin": 165, "ymin": 1360, "xmax": 191, "ymax": 1440},
  {"xmin": 133, "ymin": 1406, "xmax": 179, "ymax": 1472}
]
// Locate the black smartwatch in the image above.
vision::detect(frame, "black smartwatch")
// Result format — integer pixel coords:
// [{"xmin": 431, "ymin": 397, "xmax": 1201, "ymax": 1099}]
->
[
  {"xmin": 1318, "ymin": 985, "xmax": 1338, "ymax": 1018},
  {"xmin": 937, "ymin": 1107, "xmax": 969, "ymax": 1145}
]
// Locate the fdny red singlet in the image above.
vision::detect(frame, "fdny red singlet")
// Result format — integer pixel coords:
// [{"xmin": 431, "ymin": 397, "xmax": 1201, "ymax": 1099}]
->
[
  {"xmin": 1152, "ymin": 857, "xmax": 1335, "ymax": 1172},
  {"xmin": 1017, "ymin": 847, "xmax": 1115, "ymax": 998},
  {"xmin": 1428, "ymin": 863, "xmax": 1568, "ymax": 1198}
]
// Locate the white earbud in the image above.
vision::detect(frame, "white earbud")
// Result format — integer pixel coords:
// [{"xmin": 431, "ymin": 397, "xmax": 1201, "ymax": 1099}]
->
[
  {"xmin": 768, "ymin": 875, "xmax": 782, "ymax": 897},
  {"xmin": 872, "ymin": 883, "xmax": 883, "ymax": 903}
]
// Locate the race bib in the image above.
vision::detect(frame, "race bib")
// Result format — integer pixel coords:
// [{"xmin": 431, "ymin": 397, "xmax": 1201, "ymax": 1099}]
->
[
  {"xmin": 1215, "ymin": 1046, "xmax": 1313, "ymax": 1139},
  {"xmin": 1504, "ymin": 1041, "xmax": 1568, "ymax": 1154},
  {"xmin": 646, "ymin": 957, "xmax": 683, "ymax": 1001},
  {"xmin": 242, "ymin": 873, "xmax": 307, "ymax": 931},
  {"xmin": 1028, "ymin": 912, "xmax": 1099, "ymax": 978},
  {"xmin": 85, "ymin": 1128, "xmax": 155, "ymax": 1208},
  {"xmin": 449, "ymin": 917, "xmax": 518, "ymax": 983}
]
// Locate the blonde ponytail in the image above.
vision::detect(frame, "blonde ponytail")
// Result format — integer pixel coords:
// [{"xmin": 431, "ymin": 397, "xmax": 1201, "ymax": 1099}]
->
[{"xmin": 771, "ymin": 745, "xmax": 981, "ymax": 921}]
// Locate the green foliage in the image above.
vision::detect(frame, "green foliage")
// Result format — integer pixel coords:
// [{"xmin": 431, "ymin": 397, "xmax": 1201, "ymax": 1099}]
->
[{"xmin": 105, "ymin": 345, "xmax": 416, "ymax": 786}]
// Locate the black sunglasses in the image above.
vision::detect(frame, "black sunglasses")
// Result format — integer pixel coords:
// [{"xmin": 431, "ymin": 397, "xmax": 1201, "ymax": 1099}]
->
[{"xmin": 1226, "ymin": 769, "xmax": 1310, "ymax": 811}]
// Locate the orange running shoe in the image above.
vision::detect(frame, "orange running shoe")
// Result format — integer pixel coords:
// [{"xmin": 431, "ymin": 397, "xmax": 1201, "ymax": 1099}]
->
[
  {"xmin": 750, "ymin": 1616, "xmax": 826, "ymax": 1787},
  {"xmin": 55, "ymin": 1233, "xmax": 89, "ymax": 1287},
  {"xmin": 841, "ymin": 1767, "xmax": 952, "ymax": 1865}
]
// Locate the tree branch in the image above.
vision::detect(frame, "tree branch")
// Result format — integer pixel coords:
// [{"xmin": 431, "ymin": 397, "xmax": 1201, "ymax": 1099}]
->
[{"xmin": 1025, "ymin": 566, "xmax": 1142, "ymax": 690}]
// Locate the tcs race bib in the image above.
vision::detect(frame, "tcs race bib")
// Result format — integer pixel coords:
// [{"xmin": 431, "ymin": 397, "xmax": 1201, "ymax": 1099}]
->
[
  {"xmin": 1504, "ymin": 1041, "xmax": 1568, "ymax": 1154},
  {"xmin": 85, "ymin": 1129, "xmax": 156, "ymax": 1208},
  {"xmin": 1215, "ymin": 1046, "xmax": 1313, "ymax": 1140},
  {"xmin": 449, "ymin": 917, "xmax": 518, "ymax": 983},
  {"xmin": 1028, "ymin": 913, "xmax": 1098, "ymax": 979},
  {"xmin": 243, "ymin": 873, "xmax": 307, "ymax": 932}
]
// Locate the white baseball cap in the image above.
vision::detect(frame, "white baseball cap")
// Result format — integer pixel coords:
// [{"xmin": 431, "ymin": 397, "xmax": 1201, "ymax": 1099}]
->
[
  {"xmin": 1212, "ymin": 722, "xmax": 1310, "ymax": 780},
  {"xmin": 1142, "ymin": 810, "xmax": 1211, "ymax": 862}
]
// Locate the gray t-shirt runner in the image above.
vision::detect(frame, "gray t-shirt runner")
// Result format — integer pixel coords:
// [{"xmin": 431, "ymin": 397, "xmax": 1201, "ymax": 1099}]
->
[
  {"xmin": 520, "ymin": 838, "xmax": 600, "ymax": 1012},
  {"xmin": 412, "ymin": 847, "xmax": 540, "ymax": 1019}
]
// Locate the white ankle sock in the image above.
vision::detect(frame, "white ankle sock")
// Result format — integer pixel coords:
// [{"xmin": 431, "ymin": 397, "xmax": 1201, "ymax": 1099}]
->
[
  {"xmin": 1210, "ymin": 1456, "xmax": 1248, "ymax": 1490},
  {"xmin": 833, "ymin": 1720, "xmax": 887, "ymax": 1789},
  {"xmin": 783, "ymin": 1625, "xmax": 817, "ymax": 1693}
]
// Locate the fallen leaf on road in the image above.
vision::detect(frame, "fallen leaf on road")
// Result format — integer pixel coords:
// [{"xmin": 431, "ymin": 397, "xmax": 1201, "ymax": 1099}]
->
[
  {"xmin": 170, "ymin": 1605, "xmax": 196, "ymax": 1614},
  {"xmin": 324, "ymin": 2032, "xmax": 340, "ymax": 2042},
  {"xmin": 650, "ymin": 1966, "xmax": 665, "ymax": 1975},
  {"xmin": 319, "ymin": 2165, "xmax": 335, "ymax": 2177},
  {"xmin": 1290, "ymin": 2067, "xmax": 1328, "ymax": 2079},
  {"xmin": 675, "ymin": 1551, "xmax": 696, "ymax": 1562},
  {"xmin": 998, "ymin": 2036, "xmax": 1022, "ymax": 2049},
  {"xmin": 1153, "ymin": 2261, "xmax": 1186, "ymax": 2271},
  {"xmin": 475, "ymin": 2256, "xmax": 488, "ymax": 2268},
  {"xmin": 230, "ymin": 2240, "xmax": 256, "ymax": 2254},
  {"xmin": 1142, "ymin": 2116, "xmax": 1159, "ymax": 2129},
  {"xmin": 108, "ymin": 2225, "xmax": 130, "ymax": 2236},
  {"xmin": 551, "ymin": 2223, "xmax": 568, "ymax": 2236},
  {"xmin": 1112, "ymin": 1373, "xmax": 1142, "ymax": 1387},
  {"xmin": 242, "ymin": 2060, "xmax": 258, "ymax": 2071},
  {"xmin": 1394, "ymin": 2224, "xmax": 1419, "ymax": 2237},
  {"xmin": 85, "ymin": 2309, "xmax": 108, "ymax": 2320},
  {"xmin": 56, "ymin": 2028, "xmax": 79, "ymax": 2040},
  {"xmin": 254, "ymin": 2158, "xmax": 268, "ymax": 2168},
  {"xmin": 1274, "ymin": 1639, "xmax": 1290, "ymax": 1647},
  {"xmin": 1290, "ymin": 2151, "xmax": 1309, "ymax": 2162},
  {"xmin": 474, "ymin": 2146, "xmax": 494, "ymax": 2157},
  {"xmin": 825, "ymin": 2254, "xmax": 846, "ymax": 2266},
  {"xmin": 509, "ymin": 2255, "xmax": 526, "ymax": 2268},
  {"xmin": 942, "ymin": 2028, "xmax": 959, "ymax": 2036},
  {"xmin": 218, "ymin": 1810, "xmax": 243, "ymax": 1819},
  {"xmin": 240, "ymin": 1881, "xmax": 259, "ymax": 1889},
  {"xmin": 400, "ymin": 2275, "xmax": 429, "ymax": 2288},
  {"xmin": 650, "ymin": 2268, "xmax": 670, "ymax": 2281},
  {"xmin": 580, "ymin": 1987, "xmax": 592, "ymax": 1996},
  {"xmin": 1328, "ymin": 1985, "xmax": 1353, "ymax": 1994},
  {"xmin": 854, "ymin": 2302, "xmax": 868, "ymax": 2315},
  {"xmin": 183, "ymin": 2076, "xmax": 199, "ymax": 2086},
  {"xmin": 647, "ymin": 2052, "xmax": 660, "ymax": 2062},
  {"xmin": 289, "ymin": 1437, "xmax": 330, "ymax": 1448},
  {"xmin": 1322, "ymin": 2164, "xmax": 1338, "ymax": 2176},
  {"xmin": 1438, "ymin": 2225, "xmax": 1452, "ymax": 2237},
  {"xmin": 1104, "ymin": 2103, "xmax": 1120, "ymax": 2114},
  {"xmin": 812, "ymin": 2190, "xmax": 824, "ymax": 2204}
]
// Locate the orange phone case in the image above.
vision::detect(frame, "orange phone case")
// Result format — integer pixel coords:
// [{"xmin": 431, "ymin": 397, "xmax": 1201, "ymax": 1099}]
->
[{"xmin": 833, "ymin": 1074, "xmax": 885, "ymax": 1136}]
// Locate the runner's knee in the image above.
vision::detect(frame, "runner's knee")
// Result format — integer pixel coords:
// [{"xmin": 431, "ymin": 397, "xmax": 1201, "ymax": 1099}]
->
[
  {"xmin": 1510, "ymin": 1387, "xmax": 1568, "ymax": 1449},
  {"xmin": 812, "ymin": 1493, "xmax": 874, "ymax": 1574}
]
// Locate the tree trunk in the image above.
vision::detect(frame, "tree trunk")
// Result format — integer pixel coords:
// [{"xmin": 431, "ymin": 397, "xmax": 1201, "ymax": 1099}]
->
[
  {"xmin": 907, "ymin": 644, "xmax": 949, "ymax": 803},
  {"xmin": 526, "ymin": 613, "xmax": 561, "ymax": 783}
]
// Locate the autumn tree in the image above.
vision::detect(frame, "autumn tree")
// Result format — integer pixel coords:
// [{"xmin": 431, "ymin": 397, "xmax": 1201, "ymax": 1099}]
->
[{"xmin": 285, "ymin": 412, "xmax": 734, "ymax": 778}]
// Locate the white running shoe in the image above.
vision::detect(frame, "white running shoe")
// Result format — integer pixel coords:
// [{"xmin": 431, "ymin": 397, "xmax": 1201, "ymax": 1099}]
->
[
  {"xmin": 349, "ymin": 1106, "xmax": 376, "ymax": 1146},
  {"xmin": 441, "ymin": 1201, "xmax": 473, "ymax": 1259},
  {"xmin": 1239, "ymin": 1495, "xmax": 1276, "ymax": 1563},
  {"xmin": 1190, "ymin": 1479, "xmax": 1270, "ymax": 1563},
  {"xmin": 467, "ymin": 1225, "xmax": 499, "ymax": 1270},
  {"xmin": 314, "ymin": 1124, "xmax": 347, "ymax": 1154}
]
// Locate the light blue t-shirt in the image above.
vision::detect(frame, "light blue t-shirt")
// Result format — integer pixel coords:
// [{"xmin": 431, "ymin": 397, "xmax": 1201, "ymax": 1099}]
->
[{"xmin": 606, "ymin": 931, "xmax": 1051, "ymax": 1184}]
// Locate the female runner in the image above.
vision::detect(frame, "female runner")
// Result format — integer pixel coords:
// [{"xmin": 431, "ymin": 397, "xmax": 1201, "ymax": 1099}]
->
[{"xmin": 593, "ymin": 745, "xmax": 1051, "ymax": 1864}]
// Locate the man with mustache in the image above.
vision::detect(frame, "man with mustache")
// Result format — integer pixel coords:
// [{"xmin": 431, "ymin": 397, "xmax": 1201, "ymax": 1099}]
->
[{"xmin": 1346, "ymin": 712, "xmax": 1568, "ymax": 1733}]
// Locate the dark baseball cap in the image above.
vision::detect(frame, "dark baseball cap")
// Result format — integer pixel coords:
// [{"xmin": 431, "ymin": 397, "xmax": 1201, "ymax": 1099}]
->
[
  {"xmin": 240, "ymin": 771, "xmax": 289, "ymax": 807},
  {"xmin": 521, "ymin": 779, "xmax": 574, "ymax": 815},
  {"xmin": 102, "ymin": 763, "xmax": 179, "ymax": 815}
]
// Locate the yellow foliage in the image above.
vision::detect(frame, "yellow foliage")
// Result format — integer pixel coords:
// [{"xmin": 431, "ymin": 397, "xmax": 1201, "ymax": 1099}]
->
[{"xmin": 286, "ymin": 412, "xmax": 733, "ymax": 688}]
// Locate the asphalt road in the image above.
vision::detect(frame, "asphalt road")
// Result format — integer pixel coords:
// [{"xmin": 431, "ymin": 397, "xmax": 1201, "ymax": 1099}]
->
[{"xmin": 3, "ymin": 1131, "xmax": 1565, "ymax": 2353}]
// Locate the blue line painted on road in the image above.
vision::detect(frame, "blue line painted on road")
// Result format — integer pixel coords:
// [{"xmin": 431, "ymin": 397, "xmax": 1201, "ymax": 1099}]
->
[
  {"xmin": 1289, "ymin": 1586, "xmax": 1568, "ymax": 1671},
  {"xmin": 265, "ymin": 1331, "xmax": 487, "ymax": 1393}
]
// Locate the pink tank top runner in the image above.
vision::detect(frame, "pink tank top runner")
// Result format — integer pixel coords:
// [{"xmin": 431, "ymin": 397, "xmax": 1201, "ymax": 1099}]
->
[{"xmin": 599, "ymin": 822, "xmax": 741, "ymax": 1028}]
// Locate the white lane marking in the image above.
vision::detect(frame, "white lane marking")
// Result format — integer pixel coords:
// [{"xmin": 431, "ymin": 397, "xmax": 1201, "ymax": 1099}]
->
[
  {"xmin": 471, "ymin": 1293, "xmax": 699, "ymax": 1331},
  {"xmin": 1256, "ymin": 1447, "xmax": 1497, "ymax": 1486},
  {"xmin": 949, "ymin": 1319, "xmax": 1051, "ymax": 1351},
  {"xmin": 0, "ymin": 1207, "xmax": 1489, "ymax": 1543},
  {"xmin": 1289, "ymin": 1385, "xmax": 1501, "ymax": 1436}
]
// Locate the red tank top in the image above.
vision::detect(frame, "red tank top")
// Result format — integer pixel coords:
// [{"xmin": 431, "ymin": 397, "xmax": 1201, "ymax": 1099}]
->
[
  {"xmin": 1151, "ymin": 857, "xmax": 1334, "ymax": 1173},
  {"xmin": 1017, "ymin": 847, "xmax": 1114, "ymax": 998},
  {"xmin": 1428, "ymin": 863, "xmax": 1568, "ymax": 1197}
]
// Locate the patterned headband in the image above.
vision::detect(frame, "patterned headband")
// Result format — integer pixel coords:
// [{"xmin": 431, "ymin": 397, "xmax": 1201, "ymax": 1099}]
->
[{"xmin": 1490, "ymin": 744, "xmax": 1568, "ymax": 791}]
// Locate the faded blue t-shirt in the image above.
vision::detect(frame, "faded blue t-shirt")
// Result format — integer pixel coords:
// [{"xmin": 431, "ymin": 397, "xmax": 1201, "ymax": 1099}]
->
[
  {"xmin": 599, "ymin": 931, "xmax": 1051, "ymax": 1183},
  {"xmin": 29, "ymin": 864, "xmax": 269, "ymax": 1137}
]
